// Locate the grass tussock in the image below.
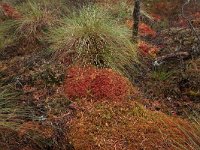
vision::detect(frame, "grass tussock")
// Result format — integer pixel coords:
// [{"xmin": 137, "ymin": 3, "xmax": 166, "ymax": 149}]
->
[
  {"xmin": 0, "ymin": 1, "xmax": 59, "ymax": 50},
  {"xmin": 49, "ymin": 6, "xmax": 138, "ymax": 74}
]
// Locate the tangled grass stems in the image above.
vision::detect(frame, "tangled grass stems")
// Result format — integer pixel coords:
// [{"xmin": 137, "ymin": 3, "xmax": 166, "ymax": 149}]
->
[
  {"xmin": 159, "ymin": 111, "xmax": 200, "ymax": 150},
  {"xmin": 173, "ymin": 113, "xmax": 200, "ymax": 150},
  {"xmin": 49, "ymin": 5, "xmax": 138, "ymax": 75},
  {"xmin": 0, "ymin": 86, "xmax": 22, "ymax": 128},
  {"xmin": 0, "ymin": 85, "xmax": 41, "ymax": 129}
]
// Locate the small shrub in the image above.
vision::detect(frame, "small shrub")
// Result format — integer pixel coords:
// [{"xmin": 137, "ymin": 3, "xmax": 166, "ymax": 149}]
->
[
  {"xmin": 64, "ymin": 66, "xmax": 131, "ymax": 101},
  {"xmin": 49, "ymin": 6, "xmax": 137, "ymax": 74}
]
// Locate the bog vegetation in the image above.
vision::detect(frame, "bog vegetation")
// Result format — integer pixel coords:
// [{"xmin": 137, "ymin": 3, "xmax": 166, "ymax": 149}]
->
[{"xmin": 0, "ymin": 0, "xmax": 200, "ymax": 150}]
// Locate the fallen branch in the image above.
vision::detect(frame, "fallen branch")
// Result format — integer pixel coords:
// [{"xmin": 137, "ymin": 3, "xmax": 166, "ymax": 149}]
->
[{"xmin": 154, "ymin": 52, "xmax": 190, "ymax": 65}]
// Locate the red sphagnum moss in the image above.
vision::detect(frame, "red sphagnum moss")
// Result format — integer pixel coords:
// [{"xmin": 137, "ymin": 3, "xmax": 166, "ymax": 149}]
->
[
  {"xmin": 139, "ymin": 41, "xmax": 159, "ymax": 56},
  {"xmin": 126, "ymin": 20, "xmax": 156, "ymax": 37},
  {"xmin": 64, "ymin": 66, "xmax": 131, "ymax": 101}
]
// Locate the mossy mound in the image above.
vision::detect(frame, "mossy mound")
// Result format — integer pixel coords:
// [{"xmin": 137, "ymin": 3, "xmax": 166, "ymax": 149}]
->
[
  {"xmin": 64, "ymin": 66, "xmax": 132, "ymax": 101},
  {"xmin": 69, "ymin": 99, "xmax": 199, "ymax": 150}
]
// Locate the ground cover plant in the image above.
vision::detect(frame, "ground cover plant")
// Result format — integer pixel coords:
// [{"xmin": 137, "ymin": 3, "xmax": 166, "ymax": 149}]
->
[
  {"xmin": 0, "ymin": 0, "xmax": 200, "ymax": 150},
  {"xmin": 69, "ymin": 99, "xmax": 200, "ymax": 150}
]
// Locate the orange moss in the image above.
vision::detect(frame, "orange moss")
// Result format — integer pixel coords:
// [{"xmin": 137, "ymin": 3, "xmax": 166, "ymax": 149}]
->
[
  {"xmin": 139, "ymin": 23, "xmax": 156, "ymax": 37},
  {"xmin": 177, "ymin": 12, "xmax": 200, "ymax": 27},
  {"xmin": 126, "ymin": 20, "xmax": 156, "ymax": 37},
  {"xmin": 151, "ymin": 13, "xmax": 162, "ymax": 22},
  {"xmin": 0, "ymin": 3, "xmax": 21, "ymax": 19},
  {"xmin": 69, "ymin": 100, "xmax": 198, "ymax": 150},
  {"xmin": 153, "ymin": 1, "xmax": 180, "ymax": 19},
  {"xmin": 64, "ymin": 66, "xmax": 131, "ymax": 101},
  {"xmin": 138, "ymin": 41, "xmax": 159, "ymax": 56}
]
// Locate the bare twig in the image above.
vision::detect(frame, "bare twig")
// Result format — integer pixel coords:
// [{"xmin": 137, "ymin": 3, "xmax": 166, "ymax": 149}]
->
[
  {"xmin": 157, "ymin": 52, "xmax": 190, "ymax": 62},
  {"xmin": 132, "ymin": 0, "xmax": 141, "ymax": 42}
]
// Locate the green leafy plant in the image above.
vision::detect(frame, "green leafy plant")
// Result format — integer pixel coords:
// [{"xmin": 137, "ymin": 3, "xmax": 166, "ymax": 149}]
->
[{"xmin": 49, "ymin": 6, "xmax": 138, "ymax": 74}]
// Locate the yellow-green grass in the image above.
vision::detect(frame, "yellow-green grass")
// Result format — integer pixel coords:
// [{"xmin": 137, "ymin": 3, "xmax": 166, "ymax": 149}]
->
[
  {"xmin": 0, "ymin": 0, "xmax": 59, "ymax": 50},
  {"xmin": 49, "ymin": 5, "xmax": 138, "ymax": 76}
]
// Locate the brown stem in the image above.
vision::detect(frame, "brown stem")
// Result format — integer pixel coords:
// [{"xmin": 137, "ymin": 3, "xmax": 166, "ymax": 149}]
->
[{"xmin": 132, "ymin": 0, "xmax": 141, "ymax": 42}]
